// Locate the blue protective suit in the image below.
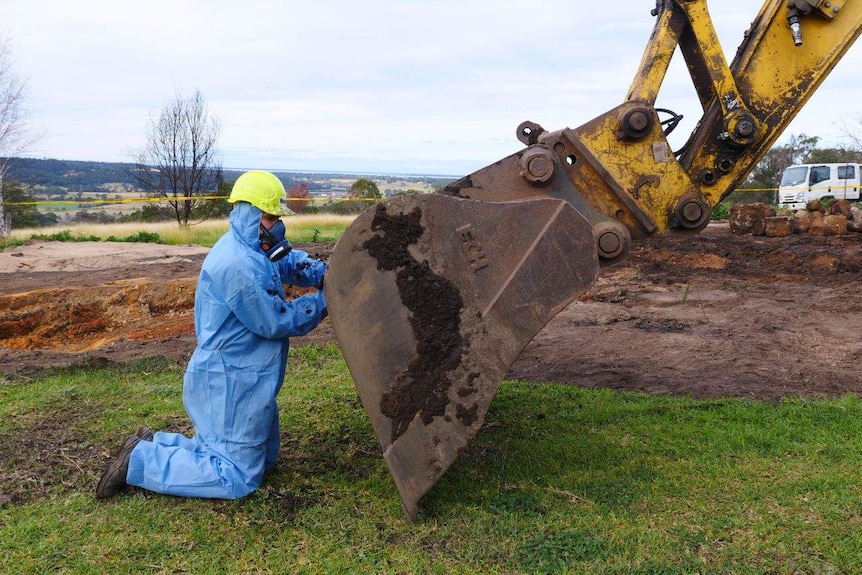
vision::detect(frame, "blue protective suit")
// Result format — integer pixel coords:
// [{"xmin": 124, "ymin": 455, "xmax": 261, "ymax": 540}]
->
[{"xmin": 126, "ymin": 202, "xmax": 327, "ymax": 498}]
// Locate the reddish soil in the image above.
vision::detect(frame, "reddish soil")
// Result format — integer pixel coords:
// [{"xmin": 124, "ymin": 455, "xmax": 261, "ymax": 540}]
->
[
  {"xmin": 0, "ymin": 241, "xmax": 335, "ymax": 376},
  {"xmin": 2, "ymin": 228, "xmax": 862, "ymax": 401}
]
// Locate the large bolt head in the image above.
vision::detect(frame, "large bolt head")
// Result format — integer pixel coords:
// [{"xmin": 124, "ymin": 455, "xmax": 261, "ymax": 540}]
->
[
  {"xmin": 726, "ymin": 111, "xmax": 759, "ymax": 146},
  {"xmin": 619, "ymin": 107, "xmax": 654, "ymax": 140},
  {"xmin": 597, "ymin": 231, "xmax": 622, "ymax": 258},
  {"xmin": 735, "ymin": 119, "xmax": 755, "ymax": 138},
  {"xmin": 672, "ymin": 195, "xmax": 710, "ymax": 230},
  {"xmin": 593, "ymin": 220, "xmax": 630, "ymax": 261},
  {"xmin": 519, "ymin": 148, "xmax": 555, "ymax": 183},
  {"xmin": 627, "ymin": 111, "xmax": 650, "ymax": 132},
  {"xmin": 682, "ymin": 201, "xmax": 703, "ymax": 223}
]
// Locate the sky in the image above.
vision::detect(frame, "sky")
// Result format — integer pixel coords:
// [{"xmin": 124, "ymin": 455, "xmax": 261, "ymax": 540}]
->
[{"xmin": 2, "ymin": 0, "xmax": 861, "ymax": 176}]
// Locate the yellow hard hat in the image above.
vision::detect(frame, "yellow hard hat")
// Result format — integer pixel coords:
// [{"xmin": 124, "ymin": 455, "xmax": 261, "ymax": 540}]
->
[{"xmin": 228, "ymin": 170, "xmax": 291, "ymax": 215}]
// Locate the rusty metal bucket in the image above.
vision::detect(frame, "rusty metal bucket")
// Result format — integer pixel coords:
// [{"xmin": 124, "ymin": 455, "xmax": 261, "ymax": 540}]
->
[{"xmin": 326, "ymin": 193, "xmax": 598, "ymax": 520}]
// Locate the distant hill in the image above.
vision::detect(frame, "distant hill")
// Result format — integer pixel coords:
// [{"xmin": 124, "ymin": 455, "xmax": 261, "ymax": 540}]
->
[
  {"xmin": 3, "ymin": 157, "xmax": 453, "ymax": 197},
  {"xmin": 5, "ymin": 158, "xmax": 139, "ymax": 195}
]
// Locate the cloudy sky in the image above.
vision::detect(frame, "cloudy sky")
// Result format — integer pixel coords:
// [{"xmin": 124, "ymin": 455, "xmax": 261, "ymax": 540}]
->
[{"xmin": 3, "ymin": 1, "xmax": 861, "ymax": 176}]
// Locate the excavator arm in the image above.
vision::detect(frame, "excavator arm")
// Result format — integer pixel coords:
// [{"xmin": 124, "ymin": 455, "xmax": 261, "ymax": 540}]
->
[{"xmin": 326, "ymin": 0, "xmax": 862, "ymax": 521}]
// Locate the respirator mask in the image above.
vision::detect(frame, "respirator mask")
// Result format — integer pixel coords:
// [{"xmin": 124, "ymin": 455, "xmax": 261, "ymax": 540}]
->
[{"xmin": 259, "ymin": 219, "xmax": 292, "ymax": 262}]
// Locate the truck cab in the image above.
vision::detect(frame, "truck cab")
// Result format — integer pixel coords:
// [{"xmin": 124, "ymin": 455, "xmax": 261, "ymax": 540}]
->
[{"xmin": 778, "ymin": 163, "xmax": 862, "ymax": 210}]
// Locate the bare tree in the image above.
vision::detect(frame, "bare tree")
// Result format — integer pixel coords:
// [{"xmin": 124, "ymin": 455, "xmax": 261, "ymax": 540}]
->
[
  {"xmin": 0, "ymin": 37, "xmax": 36, "ymax": 238},
  {"xmin": 132, "ymin": 89, "xmax": 223, "ymax": 226},
  {"xmin": 840, "ymin": 114, "xmax": 862, "ymax": 162}
]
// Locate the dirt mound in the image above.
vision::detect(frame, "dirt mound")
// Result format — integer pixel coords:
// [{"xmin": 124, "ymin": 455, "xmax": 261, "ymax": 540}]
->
[
  {"xmin": 2, "ymin": 228, "xmax": 862, "ymax": 402},
  {"xmin": 1, "ymin": 278, "xmax": 197, "ymax": 351},
  {"xmin": 0, "ymin": 241, "xmax": 335, "ymax": 374}
]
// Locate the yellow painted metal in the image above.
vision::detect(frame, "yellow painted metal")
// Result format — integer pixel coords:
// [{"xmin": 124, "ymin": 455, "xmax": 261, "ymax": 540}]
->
[
  {"xmin": 566, "ymin": 105, "xmax": 699, "ymax": 236},
  {"xmin": 626, "ymin": 8, "xmax": 681, "ymax": 105},
  {"xmin": 682, "ymin": 0, "xmax": 861, "ymax": 205},
  {"xmin": 814, "ymin": 0, "xmax": 847, "ymax": 19},
  {"xmin": 566, "ymin": 0, "xmax": 862, "ymax": 233},
  {"xmin": 675, "ymin": 1, "xmax": 756, "ymax": 126}
]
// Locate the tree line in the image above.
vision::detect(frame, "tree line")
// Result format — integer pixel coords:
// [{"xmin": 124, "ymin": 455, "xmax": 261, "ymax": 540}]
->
[{"xmin": 0, "ymin": 174, "xmax": 389, "ymax": 229}]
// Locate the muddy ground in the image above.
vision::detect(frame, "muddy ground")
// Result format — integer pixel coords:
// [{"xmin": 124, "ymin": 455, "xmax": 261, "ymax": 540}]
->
[
  {"xmin": 2, "ymin": 225, "xmax": 862, "ymax": 506},
  {"xmin": 3, "ymin": 226, "xmax": 862, "ymax": 400}
]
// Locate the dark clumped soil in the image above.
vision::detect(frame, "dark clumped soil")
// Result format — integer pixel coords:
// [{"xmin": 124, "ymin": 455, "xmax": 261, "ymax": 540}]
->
[{"xmin": 363, "ymin": 205, "xmax": 465, "ymax": 441}]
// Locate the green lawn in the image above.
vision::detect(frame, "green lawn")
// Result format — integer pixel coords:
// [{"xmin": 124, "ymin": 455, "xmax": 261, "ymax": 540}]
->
[{"xmin": 2, "ymin": 345, "xmax": 861, "ymax": 574}]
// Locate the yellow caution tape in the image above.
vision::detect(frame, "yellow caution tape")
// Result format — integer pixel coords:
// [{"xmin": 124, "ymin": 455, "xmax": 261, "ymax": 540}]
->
[{"xmin": 2, "ymin": 195, "xmax": 381, "ymax": 206}]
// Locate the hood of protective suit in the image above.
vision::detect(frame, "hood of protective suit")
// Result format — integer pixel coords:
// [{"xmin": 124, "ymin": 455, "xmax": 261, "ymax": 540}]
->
[{"xmin": 229, "ymin": 201, "xmax": 265, "ymax": 253}]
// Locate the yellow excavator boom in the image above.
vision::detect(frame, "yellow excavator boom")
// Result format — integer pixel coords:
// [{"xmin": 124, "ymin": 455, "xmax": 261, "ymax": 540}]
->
[{"xmin": 326, "ymin": 0, "xmax": 862, "ymax": 521}]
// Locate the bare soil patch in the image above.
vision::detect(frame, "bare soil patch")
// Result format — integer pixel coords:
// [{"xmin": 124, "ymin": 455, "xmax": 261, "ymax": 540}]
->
[
  {"xmin": 0, "ymin": 241, "xmax": 335, "ymax": 376},
  {"xmin": 1, "ymin": 226, "xmax": 862, "ymax": 505},
  {"xmin": 2, "ymin": 229, "xmax": 862, "ymax": 400},
  {"xmin": 511, "ymin": 224, "xmax": 862, "ymax": 400}
]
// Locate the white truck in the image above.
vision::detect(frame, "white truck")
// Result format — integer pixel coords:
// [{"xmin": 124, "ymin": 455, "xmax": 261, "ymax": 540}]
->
[{"xmin": 777, "ymin": 163, "xmax": 862, "ymax": 210}]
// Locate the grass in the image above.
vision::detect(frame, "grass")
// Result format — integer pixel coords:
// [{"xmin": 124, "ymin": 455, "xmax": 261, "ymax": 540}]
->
[
  {"xmin": 4, "ymin": 214, "xmax": 356, "ymax": 248},
  {"xmin": 2, "ymin": 345, "xmax": 862, "ymax": 573}
]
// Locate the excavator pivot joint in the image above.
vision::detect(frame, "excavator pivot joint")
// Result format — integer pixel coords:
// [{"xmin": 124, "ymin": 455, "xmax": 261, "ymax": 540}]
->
[
  {"xmin": 672, "ymin": 194, "xmax": 712, "ymax": 231},
  {"xmin": 619, "ymin": 107, "xmax": 655, "ymax": 140},
  {"xmin": 593, "ymin": 220, "xmax": 632, "ymax": 262},
  {"xmin": 519, "ymin": 147, "xmax": 556, "ymax": 184},
  {"xmin": 725, "ymin": 111, "xmax": 760, "ymax": 147}
]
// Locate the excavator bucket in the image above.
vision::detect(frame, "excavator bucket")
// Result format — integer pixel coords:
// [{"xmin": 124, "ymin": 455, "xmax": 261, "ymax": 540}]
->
[{"xmin": 326, "ymin": 193, "xmax": 599, "ymax": 521}]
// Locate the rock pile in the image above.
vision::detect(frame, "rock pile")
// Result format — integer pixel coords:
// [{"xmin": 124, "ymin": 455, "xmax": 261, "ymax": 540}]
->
[{"xmin": 728, "ymin": 199, "xmax": 862, "ymax": 237}]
